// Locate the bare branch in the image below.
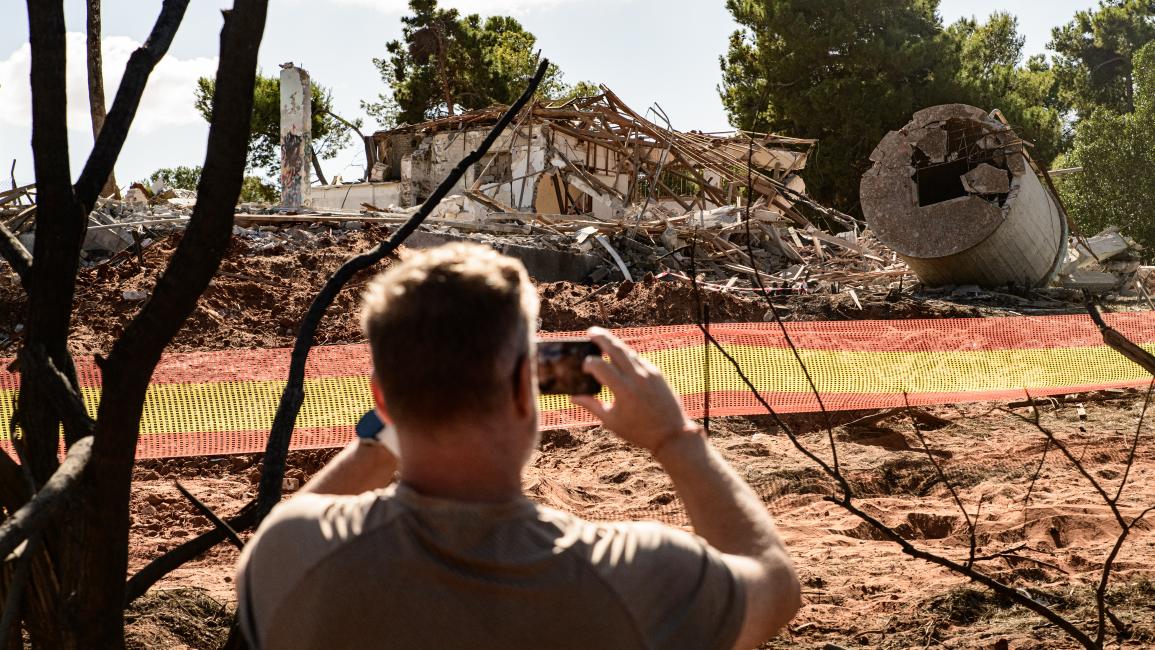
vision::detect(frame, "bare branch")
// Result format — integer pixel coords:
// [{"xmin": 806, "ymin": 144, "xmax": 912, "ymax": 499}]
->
[
  {"xmin": 124, "ymin": 500, "xmax": 257, "ymax": 606},
  {"xmin": 0, "ymin": 534, "xmax": 40, "ymax": 648},
  {"xmin": 1024, "ymin": 437, "xmax": 1052, "ymax": 507},
  {"xmin": 256, "ymin": 60, "xmax": 551, "ymax": 521},
  {"xmin": 1114, "ymin": 380, "xmax": 1152, "ymax": 503},
  {"xmin": 829, "ymin": 494, "xmax": 1097, "ymax": 648},
  {"xmin": 1093, "ymin": 503, "xmax": 1155, "ymax": 646},
  {"xmin": 175, "ymin": 481, "xmax": 243, "ymax": 550},
  {"xmin": 18, "ymin": 344, "xmax": 94, "ymax": 442},
  {"xmin": 902, "ymin": 394, "xmax": 978, "ymax": 568},
  {"xmin": 1014, "ymin": 394, "xmax": 1125, "ymax": 529},
  {"xmin": 0, "ymin": 221, "xmax": 31, "ymax": 289},
  {"xmin": 22, "ymin": 0, "xmax": 88, "ymax": 485},
  {"xmin": 1085, "ymin": 294, "xmax": 1155, "ymax": 377},
  {"xmin": 1009, "ymin": 391, "xmax": 1152, "ymax": 646},
  {"xmin": 55, "ymin": 3, "xmax": 270, "ymax": 638},
  {"xmin": 321, "ymin": 107, "xmax": 365, "ymax": 139},
  {"xmin": 735, "ymin": 139, "xmax": 840, "ymax": 474},
  {"xmin": 74, "ymin": 0, "xmax": 191, "ymax": 213},
  {"xmin": 0, "ymin": 436, "xmax": 92, "ymax": 560}
]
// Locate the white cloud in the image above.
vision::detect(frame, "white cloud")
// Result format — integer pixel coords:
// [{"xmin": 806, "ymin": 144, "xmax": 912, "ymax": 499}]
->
[
  {"xmin": 328, "ymin": 0, "xmax": 579, "ymax": 15},
  {"xmin": 0, "ymin": 32, "xmax": 218, "ymax": 134}
]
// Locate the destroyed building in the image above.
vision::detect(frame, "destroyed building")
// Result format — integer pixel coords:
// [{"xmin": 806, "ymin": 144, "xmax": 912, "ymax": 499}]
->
[{"xmin": 306, "ymin": 89, "xmax": 818, "ymax": 225}]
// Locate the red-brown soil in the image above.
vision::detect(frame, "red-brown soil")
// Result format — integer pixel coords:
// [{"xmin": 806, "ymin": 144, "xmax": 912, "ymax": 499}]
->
[{"xmin": 3, "ymin": 229, "xmax": 1154, "ymax": 649}]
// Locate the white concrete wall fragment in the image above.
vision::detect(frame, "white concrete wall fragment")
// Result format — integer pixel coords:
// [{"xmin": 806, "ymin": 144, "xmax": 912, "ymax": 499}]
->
[{"xmin": 279, "ymin": 64, "xmax": 312, "ymax": 209}]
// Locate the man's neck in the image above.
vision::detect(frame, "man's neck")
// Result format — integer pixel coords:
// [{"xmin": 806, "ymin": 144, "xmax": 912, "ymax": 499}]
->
[
  {"xmin": 395, "ymin": 422, "xmax": 528, "ymax": 503},
  {"xmin": 399, "ymin": 473, "xmax": 523, "ymax": 503}
]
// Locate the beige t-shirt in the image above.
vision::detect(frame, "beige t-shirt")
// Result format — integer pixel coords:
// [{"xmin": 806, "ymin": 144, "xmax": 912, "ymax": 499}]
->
[{"xmin": 236, "ymin": 484, "xmax": 744, "ymax": 650}]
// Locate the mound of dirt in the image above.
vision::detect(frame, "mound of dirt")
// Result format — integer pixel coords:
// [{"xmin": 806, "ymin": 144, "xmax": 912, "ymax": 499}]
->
[{"xmin": 0, "ymin": 227, "xmax": 1007, "ymax": 360}]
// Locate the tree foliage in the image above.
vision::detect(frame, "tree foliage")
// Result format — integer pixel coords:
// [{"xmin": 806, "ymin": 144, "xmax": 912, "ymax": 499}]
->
[
  {"xmin": 1056, "ymin": 42, "xmax": 1155, "ymax": 256},
  {"xmin": 194, "ymin": 72, "xmax": 355, "ymax": 177},
  {"xmin": 719, "ymin": 0, "xmax": 956, "ymax": 210},
  {"xmin": 361, "ymin": 0, "xmax": 593, "ymax": 127},
  {"xmin": 1050, "ymin": 0, "xmax": 1155, "ymax": 116},
  {"xmin": 720, "ymin": 2, "xmax": 1076, "ymax": 210},
  {"xmin": 949, "ymin": 13, "xmax": 1067, "ymax": 164},
  {"xmin": 148, "ymin": 166, "xmax": 280, "ymax": 203}
]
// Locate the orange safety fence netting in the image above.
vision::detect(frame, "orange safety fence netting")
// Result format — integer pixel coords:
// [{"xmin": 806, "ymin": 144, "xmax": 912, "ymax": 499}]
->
[{"xmin": 1, "ymin": 312, "xmax": 1154, "ymax": 459}]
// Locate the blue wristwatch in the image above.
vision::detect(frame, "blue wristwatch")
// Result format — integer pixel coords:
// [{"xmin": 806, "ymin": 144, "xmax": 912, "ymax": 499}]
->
[{"xmin": 355, "ymin": 410, "xmax": 400, "ymax": 456}]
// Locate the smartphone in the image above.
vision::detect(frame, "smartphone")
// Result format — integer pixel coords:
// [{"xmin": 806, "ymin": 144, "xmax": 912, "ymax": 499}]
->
[{"xmin": 536, "ymin": 338, "xmax": 602, "ymax": 395}]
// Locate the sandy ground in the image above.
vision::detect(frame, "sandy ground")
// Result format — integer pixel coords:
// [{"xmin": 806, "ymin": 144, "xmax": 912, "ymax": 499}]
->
[
  {"xmin": 3, "ymin": 228, "xmax": 1153, "ymax": 648},
  {"xmin": 124, "ymin": 395, "xmax": 1155, "ymax": 649}
]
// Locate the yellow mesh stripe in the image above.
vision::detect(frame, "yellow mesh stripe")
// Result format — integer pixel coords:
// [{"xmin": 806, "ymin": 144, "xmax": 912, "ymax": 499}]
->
[
  {"xmin": 0, "ymin": 343, "xmax": 1150, "ymax": 440},
  {"xmin": 649, "ymin": 343, "xmax": 1155, "ymax": 395}
]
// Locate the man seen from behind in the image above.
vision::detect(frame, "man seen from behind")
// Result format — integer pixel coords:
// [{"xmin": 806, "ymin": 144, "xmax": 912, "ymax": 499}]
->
[{"xmin": 236, "ymin": 243, "xmax": 800, "ymax": 649}]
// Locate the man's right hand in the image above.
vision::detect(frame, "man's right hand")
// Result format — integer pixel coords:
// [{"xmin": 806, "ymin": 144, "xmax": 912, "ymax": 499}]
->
[{"xmin": 571, "ymin": 327, "xmax": 701, "ymax": 455}]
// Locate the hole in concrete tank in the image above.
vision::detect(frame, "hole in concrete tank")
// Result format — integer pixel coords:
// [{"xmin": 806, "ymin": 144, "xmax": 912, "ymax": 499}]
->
[
  {"xmin": 915, "ymin": 158, "xmax": 978, "ymax": 207},
  {"xmin": 911, "ymin": 118, "xmax": 1013, "ymax": 208}
]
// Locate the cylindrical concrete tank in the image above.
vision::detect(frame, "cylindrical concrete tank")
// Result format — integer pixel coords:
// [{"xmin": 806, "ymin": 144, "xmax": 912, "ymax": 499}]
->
[{"xmin": 860, "ymin": 104, "xmax": 1067, "ymax": 288}]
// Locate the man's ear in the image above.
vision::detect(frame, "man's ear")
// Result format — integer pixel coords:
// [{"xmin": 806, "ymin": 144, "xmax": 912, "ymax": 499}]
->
[
  {"xmin": 370, "ymin": 375, "xmax": 394, "ymax": 425},
  {"xmin": 512, "ymin": 353, "xmax": 535, "ymax": 418}
]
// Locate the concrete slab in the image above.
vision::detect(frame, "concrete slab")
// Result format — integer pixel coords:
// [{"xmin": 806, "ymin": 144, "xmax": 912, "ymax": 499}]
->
[
  {"xmin": 403, "ymin": 231, "xmax": 602, "ymax": 283},
  {"xmin": 961, "ymin": 163, "xmax": 1011, "ymax": 195},
  {"xmin": 1061, "ymin": 269, "xmax": 1120, "ymax": 291}
]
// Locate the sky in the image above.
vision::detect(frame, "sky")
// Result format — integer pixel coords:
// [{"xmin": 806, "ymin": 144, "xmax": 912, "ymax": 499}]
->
[{"xmin": 0, "ymin": 0, "xmax": 1100, "ymax": 189}]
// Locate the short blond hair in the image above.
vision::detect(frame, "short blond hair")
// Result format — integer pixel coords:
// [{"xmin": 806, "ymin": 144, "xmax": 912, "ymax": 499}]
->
[{"xmin": 360, "ymin": 243, "xmax": 539, "ymax": 427}]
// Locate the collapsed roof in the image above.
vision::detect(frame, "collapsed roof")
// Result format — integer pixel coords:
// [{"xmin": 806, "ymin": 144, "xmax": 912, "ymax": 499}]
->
[{"xmin": 362, "ymin": 87, "xmax": 839, "ymax": 229}]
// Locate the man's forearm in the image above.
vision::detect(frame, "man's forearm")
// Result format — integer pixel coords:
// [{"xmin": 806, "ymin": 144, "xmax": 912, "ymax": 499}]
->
[
  {"xmin": 655, "ymin": 432, "xmax": 785, "ymax": 559},
  {"xmin": 299, "ymin": 440, "xmax": 398, "ymax": 496}
]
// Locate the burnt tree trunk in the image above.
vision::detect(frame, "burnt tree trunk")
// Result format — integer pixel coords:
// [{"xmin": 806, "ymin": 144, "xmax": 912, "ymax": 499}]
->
[
  {"xmin": 22, "ymin": 2, "xmax": 86, "ymax": 488},
  {"xmin": 55, "ymin": 2, "xmax": 268, "ymax": 646},
  {"xmin": 86, "ymin": 0, "xmax": 119, "ymax": 199},
  {"xmin": 19, "ymin": 0, "xmax": 267, "ymax": 646}
]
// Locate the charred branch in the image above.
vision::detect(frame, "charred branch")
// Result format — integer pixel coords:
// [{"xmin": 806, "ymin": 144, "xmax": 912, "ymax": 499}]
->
[
  {"xmin": 256, "ymin": 60, "xmax": 551, "ymax": 521},
  {"xmin": 0, "ymin": 534, "xmax": 40, "ymax": 649},
  {"xmin": 1085, "ymin": 293, "xmax": 1155, "ymax": 377},
  {"xmin": 22, "ymin": 0, "xmax": 89, "ymax": 485},
  {"xmin": 55, "ymin": 1, "xmax": 269, "ymax": 643},
  {"xmin": 175, "ymin": 481, "xmax": 244, "ymax": 550},
  {"xmin": 74, "ymin": 0, "xmax": 190, "ymax": 215},
  {"xmin": 0, "ymin": 437, "xmax": 92, "ymax": 561},
  {"xmin": 124, "ymin": 500, "xmax": 257, "ymax": 606},
  {"xmin": 0, "ymin": 222, "xmax": 31, "ymax": 289},
  {"xmin": 18, "ymin": 344, "xmax": 95, "ymax": 446}
]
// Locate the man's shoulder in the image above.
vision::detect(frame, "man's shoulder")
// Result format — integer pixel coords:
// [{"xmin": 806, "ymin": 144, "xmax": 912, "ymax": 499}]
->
[
  {"xmin": 239, "ymin": 488, "xmax": 400, "ymax": 582},
  {"xmin": 540, "ymin": 512, "xmax": 745, "ymax": 650},
  {"xmin": 263, "ymin": 489, "xmax": 387, "ymax": 529}
]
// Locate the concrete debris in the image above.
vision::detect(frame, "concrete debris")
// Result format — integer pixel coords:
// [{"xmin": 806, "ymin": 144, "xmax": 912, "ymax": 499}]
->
[
  {"xmin": 960, "ymin": 163, "xmax": 1011, "ymax": 195},
  {"xmin": 1057, "ymin": 227, "xmax": 1144, "ymax": 293},
  {"xmin": 2, "ymin": 185, "xmax": 197, "ymax": 262},
  {"xmin": 1061, "ymin": 269, "xmax": 1121, "ymax": 291},
  {"xmin": 279, "ymin": 63, "xmax": 312, "ymax": 209},
  {"xmin": 294, "ymin": 88, "xmax": 906, "ymax": 296},
  {"xmin": 124, "ymin": 185, "xmax": 150, "ymax": 207},
  {"xmin": 861, "ymin": 104, "xmax": 1067, "ymax": 289}
]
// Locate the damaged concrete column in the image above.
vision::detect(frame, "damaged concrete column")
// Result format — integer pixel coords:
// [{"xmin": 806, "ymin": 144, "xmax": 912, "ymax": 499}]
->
[
  {"xmin": 279, "ymin": 63, "xmax": 311, "ymax": 209},
  {"xmin": 860, "ymin": 104, "xmax": 1067, "ymax": 288}
]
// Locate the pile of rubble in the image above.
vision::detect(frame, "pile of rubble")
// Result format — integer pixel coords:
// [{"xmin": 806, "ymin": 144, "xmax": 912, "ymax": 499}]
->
[
  {"xmin": 1, "ymin": 181, "xmax": 198, "ymax": 263},
  {"xmin": 2, "ymin": 93, "xmax": 1150, "ymax": 312}
]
